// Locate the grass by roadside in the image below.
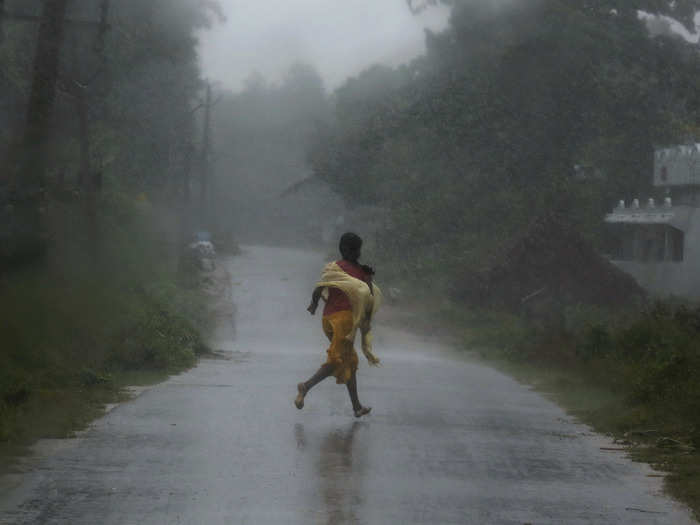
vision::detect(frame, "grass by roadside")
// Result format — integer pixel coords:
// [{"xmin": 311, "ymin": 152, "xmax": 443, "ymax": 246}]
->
[
  {"xmin": 0, "ymin": 368, "xmax": 190, "ymax": 465},
  {"xmin": 0, "ymin": 194, "xmax": 219, "ymax": 466},
  {"xmin": 382, "ymin": 294, "xmax": 700, "ymax": 521}
]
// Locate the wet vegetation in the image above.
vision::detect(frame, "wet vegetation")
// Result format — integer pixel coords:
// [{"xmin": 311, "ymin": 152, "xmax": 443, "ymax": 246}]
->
[
  {"xmin": 445, "ymin": 300, "xmax": 700, "ymax": 517},
  {"xmin": 4, "ymin": 0, "xmax": 700, "ymax": 519},
  {"xmin": 449, "ymin": 301, "xmax": 700, "ymax": 439},
  {"xmin": 0, "ymin": 1, "xmax": 222, "ymax": 449},
  {"xmin": 311, "ymin": 1, "xmax": 700, "ymax": 269},
  {"xmin": 303, "ymin": 0, "xmax": 700, "ymax": 516},
  {"xmin": 0, "ymin": 190, "xmax": 213, "ymax": 448}
]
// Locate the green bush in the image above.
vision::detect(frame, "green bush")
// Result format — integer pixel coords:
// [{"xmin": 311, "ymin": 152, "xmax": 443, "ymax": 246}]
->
[
  {"xmin": 111, "ymin": 302, "xmax": 200, "ymax": 371},
  {"xmin": 497, "ymin": 300, "xmax": 700, "ymax": 430},
  {"xmin": 0, "ymin": 194, "xmax": 210, "ymax": 443},
  {"xmin": 452, "ymin": 298, "xmax": 700, "ymax": 437},
  {"xmin": 613, "ymin": 303, "xmax": 700, "ymax": 412}
]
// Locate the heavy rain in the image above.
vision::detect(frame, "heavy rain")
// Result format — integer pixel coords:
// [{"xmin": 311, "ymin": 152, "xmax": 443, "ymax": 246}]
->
[{"xmin": 2, "ymin": 1, "xmax": 700, "ymax": 523}]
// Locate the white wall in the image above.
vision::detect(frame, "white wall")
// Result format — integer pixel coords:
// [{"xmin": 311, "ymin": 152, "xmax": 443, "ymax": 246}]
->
[{"xmin": 612, "ymin": 208, "xmax": 700, "ymax": 298}]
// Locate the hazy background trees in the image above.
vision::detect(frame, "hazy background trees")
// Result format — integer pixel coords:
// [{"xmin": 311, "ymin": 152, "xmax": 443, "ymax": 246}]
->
[
  {"xmin": 306, "ymin": 0, "xmax": 700, "ymax": 288},
  {"xmin": 3, "ymin": 0, "xmax": 700, "ymax": 507},
  {"xmin": 0, "ymin": 0, "xmax": 223, "ymax": 266},
  {"xmin": 210, "ymin": 62, "xmax": 338, "ymax": 245},
  {"xmin": 0, "ymin": 0, "xmax": 224, "ymax": 444},
  {"xmin": 5, "ymin": 0, "xmax": 691, "ymax": 288}
]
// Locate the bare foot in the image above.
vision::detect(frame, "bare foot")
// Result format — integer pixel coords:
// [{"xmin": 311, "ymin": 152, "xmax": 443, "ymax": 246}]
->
[
  {"xmin": 354, "ymin": 406, "xmax": 371, "ymax": 418},
  {"xmin": 294, "ymin": 383, "xmax": 306, "ymax": 409}
]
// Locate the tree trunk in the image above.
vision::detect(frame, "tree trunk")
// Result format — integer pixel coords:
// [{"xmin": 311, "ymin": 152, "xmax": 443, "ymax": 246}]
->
[
  {"xmin": 76, "ymin": 89, "xmax": 100, "ymax": 259},
  {"xmin": 8, "ymin": 0, "xmax": 69, "ymax": 263},
  {"xmin": 19, "ymin": 0, "xmax": 69, "ymax": 190},
  {"xmin": 77, "ymin": 90, "xmax": 90, "ymax": 188},
  {"xmin": 0, "ymin": 0, "xmax": 6, "ymax": 44},
  {"xmin": 94, "ymin": 0, "xmax": 110, "ymax": 52}
]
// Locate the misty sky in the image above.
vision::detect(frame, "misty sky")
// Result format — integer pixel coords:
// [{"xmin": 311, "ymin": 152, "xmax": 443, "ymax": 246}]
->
[{"xmin": 197, "ymin": 0, "xmax": 449, "ymax": 92}]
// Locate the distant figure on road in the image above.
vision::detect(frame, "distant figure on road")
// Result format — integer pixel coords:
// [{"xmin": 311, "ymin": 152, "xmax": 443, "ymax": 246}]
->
[{"xmin": 294, "ymin": 232, "xmax": 381, "ymax": 417}]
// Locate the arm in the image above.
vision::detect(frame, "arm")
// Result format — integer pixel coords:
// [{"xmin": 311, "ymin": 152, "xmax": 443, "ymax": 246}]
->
[{"xmin": 307, "ymin": 286, "xmax": 324, "ymax": 315}]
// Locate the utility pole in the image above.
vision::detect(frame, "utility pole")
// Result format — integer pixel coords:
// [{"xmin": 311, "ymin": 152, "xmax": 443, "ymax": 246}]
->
[
  {"xmin": 179, "ymin": 139, "xmax": 193, "ymax": 245},
  {"xmin": 200, "ymin": 82, "xmax": 212, "ymax": 229},
  {"xmin": 183, "ymin": 141, "xmax": 193, "ymax": 208},
  {"xmin": 178, "ymin": 99, "xmax": 205, "ymax": 254}
]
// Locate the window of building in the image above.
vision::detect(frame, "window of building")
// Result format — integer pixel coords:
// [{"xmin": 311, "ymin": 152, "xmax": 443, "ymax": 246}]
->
[
  {"xmin": 669, "ymin": 226, "xmax": 684, "ymax": 262},
  {"xmin": 609, "ymin": 224, "xmax": 684, "ymax": 262}
]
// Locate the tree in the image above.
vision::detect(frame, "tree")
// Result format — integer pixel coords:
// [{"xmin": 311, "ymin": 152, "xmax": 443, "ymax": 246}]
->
[
  {"xmin": 6, "ymin": 0, "xmax": 69, "ymax": 261},
  {"xmin": 411, "ymin": 0, "xmax": 700, "ymax": 31},
  {"xmin": 311, "ymin": 0, "xmax": 700, "ymax": 284},
  {"xmin": 20, "ymin": 0, "xmax": 68, "ymax": 184},
  {"xmin": 210, "ymin": 64, "xmax": 332, "ymax": 244},
  {"xmin": 0, "ymin": 0, "xmax": 224, "ymax": 267}
]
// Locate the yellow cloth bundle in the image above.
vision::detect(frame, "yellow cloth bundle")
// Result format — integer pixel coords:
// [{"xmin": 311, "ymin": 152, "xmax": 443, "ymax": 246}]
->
[{"xmin": 317, "ymin": 262, "xmax": 382, "ymax": 366}]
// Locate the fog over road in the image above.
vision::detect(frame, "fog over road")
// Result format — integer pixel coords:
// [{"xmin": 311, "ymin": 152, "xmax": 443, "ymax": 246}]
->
[{"xmin": 0, "ymin": 246, "xmax": 696, "ymax": 524}]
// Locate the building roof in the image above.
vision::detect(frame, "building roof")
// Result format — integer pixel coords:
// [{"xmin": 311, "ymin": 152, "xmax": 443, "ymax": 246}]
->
[
  {"xmin": 654, "ymin": 144, "xmax": 700, "ymax": 187},
  {"xmin": 605, "ymin": 206, "xmax": 694, "ymax": 231}
]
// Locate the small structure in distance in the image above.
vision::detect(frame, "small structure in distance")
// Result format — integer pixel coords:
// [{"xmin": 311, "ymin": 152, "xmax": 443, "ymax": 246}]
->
[{"xmin": 605, "ymin": 144, "xmax": 700, "ymax": 298}]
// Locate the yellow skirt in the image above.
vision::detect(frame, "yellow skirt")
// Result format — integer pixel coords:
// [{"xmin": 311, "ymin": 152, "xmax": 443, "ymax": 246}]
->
[{"xmin": 322, "ymin": 310, "xmax": 358, "ymax": 385}]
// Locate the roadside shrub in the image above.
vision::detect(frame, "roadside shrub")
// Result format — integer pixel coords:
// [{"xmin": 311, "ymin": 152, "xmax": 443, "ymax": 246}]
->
[
  {"xmin": 450, "ymin": 306, "xmax": 534, "ymax": 360},
  {"xmin": 111, "ymin": 303, "xmax": 200, "ymax": 372},
  {"xmin": 0, "ymin": 195, "xmax": 210, "ymax": 443},
  {"xmin": 576, "ymin": 324, "xmax": 613, "ymax": 361},
  {"xmin": 466, "ymin": 299, "xmax": 700, "ymax": 432},
  {"xmin": 78, "ymin": 368, "xmax": 113, "ymax": 388},
  {"xmin": 563, "ymin": 305, "xmax": 617, "ymax": 361},
  {"xmin": 0, "ymin": 369, "xmax": 33, "ymax": 407},
  {"xmin": 541, "ymin": 301, "xmax": 700, "ymax": 426},
  {"xmin": 615, "ymin": 303, "xmax": 700, "ymax": 411}
]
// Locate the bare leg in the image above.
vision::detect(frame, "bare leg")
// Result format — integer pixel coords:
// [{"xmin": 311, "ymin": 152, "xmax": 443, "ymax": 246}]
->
[
  {"xmin": 304, "ymin": 363, "xmax": 334, "ymax": 392},
  {"xmin": 347, "ymin": 371, "xmax": 371, "ymax": 417},
  {"xmin": 346, "ymin": 371, "xmax": 362, "ymax": 412},
  {"xmin": 295, "ymin": 363, "xmax": 334, "ymax": 409}
]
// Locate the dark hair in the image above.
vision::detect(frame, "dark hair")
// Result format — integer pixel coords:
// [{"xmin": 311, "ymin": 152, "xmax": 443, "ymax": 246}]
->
[
  {"xmin": 339, "ymin": 232, "xmax": 375, "ymax": 276},
  {"xmin": 339, "ymin": 232, "xmax": 362, "ymax": 259}
]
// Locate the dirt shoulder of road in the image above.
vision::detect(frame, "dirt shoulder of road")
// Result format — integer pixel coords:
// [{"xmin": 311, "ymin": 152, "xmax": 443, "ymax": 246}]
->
[
  {"xmin": 0, "ymin": 255, "xmax": 232, "ymax": 474},
  {"xmin": 379, "ymin": 296, "xmax": 700, "ymax": 523}
]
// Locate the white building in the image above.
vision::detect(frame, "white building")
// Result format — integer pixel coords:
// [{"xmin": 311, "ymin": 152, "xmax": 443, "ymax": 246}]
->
[{"xmin": 605, "ymin": 144, "xmax": 700, "ymax": 298}]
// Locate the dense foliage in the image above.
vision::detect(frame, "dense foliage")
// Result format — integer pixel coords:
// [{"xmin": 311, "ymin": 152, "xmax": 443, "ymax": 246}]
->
[
  {"xmin": 461, "ymin": 300, "xmax": 700, "ymax": 445},
  {"xmin": 310, "ymin": 0, "xmax": 700, "ymax": 286},
  {"xmin": 1, "ymin": 0, "xmax": 222, "ymax": 262},
  {"xmin": 0, "ymin": 0, "xmax": 220, "ymax": 444},
  {"xmin": 315, "ymin": 3, "xmax": 700, "ymax": 511}
]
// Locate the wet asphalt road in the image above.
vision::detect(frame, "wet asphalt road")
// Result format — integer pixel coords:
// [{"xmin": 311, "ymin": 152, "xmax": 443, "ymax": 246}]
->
[{"xmin": 0, "ymin": 245, "xmax": 696, "ymax": 524}]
